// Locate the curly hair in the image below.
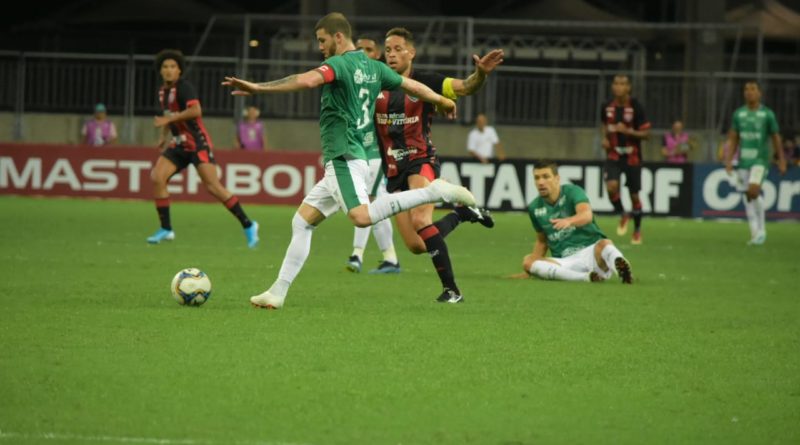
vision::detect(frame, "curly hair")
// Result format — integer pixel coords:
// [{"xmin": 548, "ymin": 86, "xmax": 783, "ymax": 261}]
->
[{"xmin": 155, "ymin": 49, "xmax": 185, "ymax": 73}]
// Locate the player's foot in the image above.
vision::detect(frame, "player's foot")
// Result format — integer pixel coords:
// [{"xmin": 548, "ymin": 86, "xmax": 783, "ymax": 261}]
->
[
  {"xmin": 244, "ymin": 221, "xmax": 259, "ymax": 248},
  {"xmin": 455, "ymin": 206, "xmax": 495, "ymax": 228},
  {"xmin": 435, "ymin": 288, "xmax": 464, "ymax": 303},
  {"xmin": 147, "ymin": 228, "xmax": 175, "ymax": 244},
  {"xmin": 368, "ymin": 260, "xmax": 401, "ymax": 274},
  {"xmin": 616, "ymin": 214, "xmax": 630, "ymax": 236},
  {"xmin": 250, "ymin": 290, "xmax": 285, "ymax": 309},
  {"xmin": 614, "ymin": 257, "xmax": 634, "ymax": 284},
  {"xmin": 346, "ymin": 255, "xmax": 362, "ymax": 273},
  {"xmin": 631, "ymin": 230, "xmax": 642, "ymax": 245},
  {"xmin": 589, "ymin": 271, "xmax": 605, "ymax": 282},
  {"xmin": 429, "ymin": 179, "xmax": 476, "ymax": 207},
  {"xmin": 747, "ymin": 231, "xmax": 766, "ymax": 246}
]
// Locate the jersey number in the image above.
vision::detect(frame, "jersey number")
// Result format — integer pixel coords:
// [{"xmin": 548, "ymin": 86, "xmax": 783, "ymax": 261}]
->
[{"xmin": 356, "ymin": 88, "xmax": 370, "ymax": 129}]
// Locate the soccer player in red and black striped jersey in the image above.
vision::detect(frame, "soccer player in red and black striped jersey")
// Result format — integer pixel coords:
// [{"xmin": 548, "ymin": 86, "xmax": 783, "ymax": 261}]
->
[
  {"xmin": 376, "ymin": 27, "xmax": 504, "ymax": 303},
  {"xmin": 600, "ymin": 74, "xmax": 651, "ymax": 245},
  {"xmin": 148, "ymin": 49, "xmax": 259, "ymax": 248}
]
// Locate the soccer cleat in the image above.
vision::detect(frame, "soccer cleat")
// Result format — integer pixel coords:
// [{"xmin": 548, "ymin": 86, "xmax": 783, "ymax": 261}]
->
[
  {"xmin": 614, "ymin": 257, "xmax": 634, "ymax": 284},
  {"xmin": 436, "ymin": 289, "xmax": 464, "ymax": 303},
  {"xmin": 250, "ymin": 290, "xmax": 285, "ymax": 309},
  {"xmin": 368, "ymin": 260, "xmax": 401, "ymax": 274},
  {"xmin": 429, "ymin": 178, "xmax": 476, "ymax": 207},
  {"xmin": 747, "ymin": 231, "xmax": 766, "ymax": 246},
  {"xmin": 631, "ymin": 231, "xmax": 642, "ymax": 245},
  {"xmin": 589, "ymin": 271, "xmax": 605, "ymax": 282},
  {"xmin": 147, "ymin": 228, "xmax": 175, "ymax": 244},
  {"xmin": 346, "ymin": 255, "xmax": 362, "ymax": 273},
  {"xmin": 455, "ymin": 206, "xmax": 495, "ymax": 228},
  {"xmin": 616, "ymin": 214, "xmax": 630, "ymax": 235},
  {"xmin": 244, "ymin": 221, "xmax": 260, "ymax": 248}
]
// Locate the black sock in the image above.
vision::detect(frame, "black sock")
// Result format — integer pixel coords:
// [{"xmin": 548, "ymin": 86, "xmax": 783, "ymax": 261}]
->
[
  {"xmin": 610, "ymin": 193, "xmax": 624, "ymax": 214},
  {"xmin": 224, "ymin": 196, "xmax": 252, "ymax": 228},
  {"xmin": 155, "ymin": 198, "xmax": 171, "ymax": 230},
  {"xmin": 418, "ymin": 225, "xmax": 459, "ymax": 294},
  {"xmin": 632, "ymin": 204, "xmax": 643, "ymax": 232},
  {"xmin": 433, "ymin": 212, "xmax": 461, "ymax": 238}
]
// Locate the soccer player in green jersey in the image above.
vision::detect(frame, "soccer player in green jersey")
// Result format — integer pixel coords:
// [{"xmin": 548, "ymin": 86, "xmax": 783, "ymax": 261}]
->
[
  {"xmin": 724, "ymin": 81, "xmax": 786, "ymax": 245},
  {"xmin": 222, "ymin": 13, "xmax": 475, "ymax": 309},
  {"xmin": 516, "ymin": 160, "xmax": 633, "ymax": 283},
  {"xmin": 343, "ymin": 34, "xmax": 401, "ymax": 274}
]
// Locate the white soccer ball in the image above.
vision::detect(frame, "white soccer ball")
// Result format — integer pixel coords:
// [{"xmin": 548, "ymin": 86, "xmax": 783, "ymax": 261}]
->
[{"xmin": 171, "ymin": 268, "xmax": 212, "ymax": 306}]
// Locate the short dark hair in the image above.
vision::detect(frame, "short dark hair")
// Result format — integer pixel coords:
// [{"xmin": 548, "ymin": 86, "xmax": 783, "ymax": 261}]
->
[
  {"xmin": 534, "ymin": 160, "xmax": 559, "ymax": 175},
  {"xmin": 315, "ymin": 12, "xmax": 351, "ymax": 39},
  {"xmin": 744, "ymin": 80, "xmax": 760, "ymax": 90},
  {"xmin": 386, "ymin": 27, "xmax": 415, "ymax": 46},
  {"xmin": 155, "ymin": 49, "xmax": 185, "ymax": 73},
  {"xmin": 356, "ymin": 34, "xmax": 379, "ymax": 44}
]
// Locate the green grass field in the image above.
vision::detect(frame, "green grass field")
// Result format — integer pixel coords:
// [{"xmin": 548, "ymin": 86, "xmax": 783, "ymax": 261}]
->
[{"xmin": 0, "ymin": 195, "xmax": 798, "ymax": 445}]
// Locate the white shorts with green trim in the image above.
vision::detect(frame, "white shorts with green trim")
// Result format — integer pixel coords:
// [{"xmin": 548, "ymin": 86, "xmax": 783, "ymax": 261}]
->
[
  {"xmin": 552, "ymin": 241, "xmax": 613, "ymax": 280},
  {"xmin": 736, "ymin": 164, "xmax": 766, "ymax": 191},
  {"xmin": 366, "ymin": 157, "xmax": 387, "ymax": 198},
  {"xmin": 302, "ymin": 157, "xmax": 370, "ymax": 217}
]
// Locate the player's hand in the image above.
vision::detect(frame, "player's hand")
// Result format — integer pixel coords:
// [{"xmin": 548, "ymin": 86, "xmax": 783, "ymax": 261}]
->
[
  {"xmin": 615, "ymin": 122, "xmax": 629, "ymax": 134},
  {"xmin": 550, "ymin": 218, "xmax": 572, "ymax": 230},
  {"xmin": 473, "ymin": 49, "xmax": 505, "ymax": 75},
  {"xmin": 436, "ymin": 97, "xmax": 457, "ymax": 119},
  {"xmin": 778, "ymin": 159, "xmax": 787, "ymax": 175},
  {"xmin": 153, "ymin": 115, "xmax": 171, "ymax": 128},
  {"xmin": 222, "ymin": 76, "xmax": 259, "ymax": 96},
  {"xmin": 601, "ymin": 138, "xmax": 611, "ymax": 151},
  {"xmin": 506, "ymin": 272, "xmax": 531, "ymax": 279}
]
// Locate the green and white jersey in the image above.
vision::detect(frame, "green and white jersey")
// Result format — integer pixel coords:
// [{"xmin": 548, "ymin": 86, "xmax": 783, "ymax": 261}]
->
[
  {"xmin": 527, "ymin": 184, "xmax": 606, "ymax": 258},
  {"xmin": 316, "ymin": 50, "xmax": 403, "ymax": 164},
  {"xmin": 731, "ymin": 104, "xmax": 780, "ymax": 169}
]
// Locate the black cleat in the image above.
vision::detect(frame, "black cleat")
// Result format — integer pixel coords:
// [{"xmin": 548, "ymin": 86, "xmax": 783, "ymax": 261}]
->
[
  {"xmin": 368, "ymin": 261, "xmax": 401, "ymax": 274},
  {"xmin": 614, "ymin": 257, "xmax": 634, "ymax": 284},
  {"xmin": 436, "ymin": 289, "xmax": 464, "ymax": 303},
  {"xmin": 454, "ymin": 206, "xmax": 495, "ymax": 228},
  {"xmin": 589, "ymin": 271, "xmax": 605, "ymax": 282}
]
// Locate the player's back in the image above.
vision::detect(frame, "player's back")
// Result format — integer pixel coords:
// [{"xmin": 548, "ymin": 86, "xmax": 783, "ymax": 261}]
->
[{"xmin": 319, "ymin": 50, "xmax": 401, "ymax": 163}]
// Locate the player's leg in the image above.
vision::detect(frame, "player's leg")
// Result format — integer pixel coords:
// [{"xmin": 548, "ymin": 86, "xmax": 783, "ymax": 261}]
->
[
  {"xmin": 626, "ymin": 165, "xmax": 643, "ymax": 245},
  {"xmin": 433, "ymin": 206, "xmax": 495, "ymax": 238},
  {"xmin": 593, "ymin": 239, "xmax": 633, "ymax": 284},
  {"xmin": 737, "ymin": 168, "xmax": 760, "ymax": 244},
  {"xmin": 604, "ymin": 161, "xmax": 628, "ymax": 235},
  {"xmin": 746, "ymin": 165, "xmax": 767, "ymax": 245},
  {"xmin": 147, "ymin": 154, "xmax": 179, "ymax": 243},
  {"xmin": 252, "ymin": 166, "xmax": 344, "ymax": 309},
  {"xmin": 195, "ymin": 157, "xmax": 259, "ymax": 248},
  {"xmin": 522, "ymin": 255, "xmax": 594, "ymax": 282}
]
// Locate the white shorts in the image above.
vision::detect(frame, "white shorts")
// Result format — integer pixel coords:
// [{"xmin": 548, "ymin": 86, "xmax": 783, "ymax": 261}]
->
[
  {"xmin": 302, "ymin": 158, "xmax": 370, "ymax": 217},
  {"xmin": 736, "ymin": 165, "xmax": 766, "ymax": 191},
  {"xmin": 366, "ymin": 157, "xmax": 388, "ymax": 198},
  {"xmin": 552, "ymin": 242, "xmax": 613, "ymax": 280}
]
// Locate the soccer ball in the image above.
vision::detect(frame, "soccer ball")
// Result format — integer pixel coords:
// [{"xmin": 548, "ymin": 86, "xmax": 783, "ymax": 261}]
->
[{"xmin": 171, "ymin": 268, "xmax": 212, "ymax": 306}]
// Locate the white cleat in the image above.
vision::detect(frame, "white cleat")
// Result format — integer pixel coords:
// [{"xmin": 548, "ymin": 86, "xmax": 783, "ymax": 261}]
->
[
  {"xmin": 429, "ymin": 178, "xmax": 476, "ymax": 207},
  {"xmin": 250, "ymin": 290, "xmax": 285, "ymax": 309},
  {"xmin": 747, "ymin": 231, "xmax": 766, "ymax": 246}
]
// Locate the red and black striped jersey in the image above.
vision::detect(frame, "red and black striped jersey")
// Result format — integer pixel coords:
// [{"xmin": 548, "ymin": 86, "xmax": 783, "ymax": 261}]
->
[
  {"xmin": 374, "ymin": 70, "xmax": 446, "ymax": 178},
  {"xmin": 158, "ymin": 79, "xmax": 213, "ymax": 151},
  {"xmin": 600, "ymin": 97, "xmax": 651, "ymax": 165}
]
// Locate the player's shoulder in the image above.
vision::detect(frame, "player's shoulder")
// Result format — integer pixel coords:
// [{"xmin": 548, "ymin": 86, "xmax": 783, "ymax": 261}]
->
[
  {"xmin": 630, "ymin": 97, "xmax": 646, "ymax": 108},
  {"xmin": 562, "ymin": 183, "xmax": 588, "ymax": 198},
  {"xmin": 527, "ymin": 196, "xmax": 543, "ymax": 211}
]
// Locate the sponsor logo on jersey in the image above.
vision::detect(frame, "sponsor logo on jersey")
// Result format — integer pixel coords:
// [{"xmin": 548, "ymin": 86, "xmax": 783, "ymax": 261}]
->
[{"xmin": 353, "ymin": 68, "xmax": 377, "ymax": 85}]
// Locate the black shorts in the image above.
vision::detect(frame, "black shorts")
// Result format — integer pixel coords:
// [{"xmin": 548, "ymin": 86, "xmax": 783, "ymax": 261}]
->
[
  {"xmin": 386, "ymin": 156, "xmax": 440, "ymax": 193},
  {"xmin": 604, "ymin": 161, "xmax": 641, "ymax": 193},
  {"xmin": 161, "ymin": 145, "xmax": 216, "ymax": 172}
]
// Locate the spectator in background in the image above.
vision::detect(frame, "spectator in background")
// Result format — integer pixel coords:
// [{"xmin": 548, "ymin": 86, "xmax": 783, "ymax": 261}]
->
[
  {"xmin": 235, "ymin": 105, "xmax": 267, "ymax": 152},
  {"xmin": 467, "ymin": 113, "xmax": 505, "ymax": 163},
  {"xmin": 774, "ymin": 132, "xmax": 798, "ymax": 167},
  {"xmin": 81, "ymin": 103, "xmax": 117, "ymax": 146},
  {"xmin": 661, "ymin": 119, "xmax": 695, "ymax": 163}
]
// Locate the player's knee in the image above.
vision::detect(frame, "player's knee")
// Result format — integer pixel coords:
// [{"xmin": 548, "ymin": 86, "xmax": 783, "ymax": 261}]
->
[
  {"xmin": 522, "ymin": 255, "xmax": 535, "ymax": 272},
  {"xmin": 150, "ymin": 169, "xmax": 165, "ymax": 186},
  {"xmin": 404, "ymin": 238, "xmax": 427, "ymax": 255},
  {"xmin": 347, "ymin": 210, "xmax": 372, "ymax": 228},
  {"xmin": 410, "ymin": 214, "xmax": 430, "ymax": 231}
]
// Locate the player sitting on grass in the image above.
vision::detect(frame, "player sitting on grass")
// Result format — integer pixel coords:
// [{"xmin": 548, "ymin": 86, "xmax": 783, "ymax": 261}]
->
[{"xmin": 515, "ymin": 160, "xmax": 633, "ymax": 283}]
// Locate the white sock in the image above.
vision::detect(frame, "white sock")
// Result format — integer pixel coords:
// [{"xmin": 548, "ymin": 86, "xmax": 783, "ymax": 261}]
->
[
  {"xmin": 372, "ymin": 218, "xmax": 396, "ymax": 258},
  {"xmin": 269, "ymin": 213, "xmax": 316, "ymax": 298},
  {"xmin": 753, "ymin": 196, "xmax": 766, "ymax": 235},
  {"xmin": 600, "ymin": 243, "xmax": 624, "ymax": 272},
  {"xmin": 352, "ymin": 227, "xmax": 370, "ymax": 258},
  {"xmin": 744, "ymin": 198, "xmax": 759, "ymax": 239},
  {"xmin": 367, "ymin": 188, "xmax": 436, "ymax": 223},
  {"xmin": 530, "ymin": 260, "xmax": 590, "ymax": 282}
]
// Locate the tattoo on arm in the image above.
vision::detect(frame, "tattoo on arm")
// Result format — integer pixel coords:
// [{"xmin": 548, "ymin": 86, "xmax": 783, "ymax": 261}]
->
[
  {"xmin": 258, "ymin": 75, "xmax": 298, "ymax": 89},
  {"xmin": 461, "ymin": 71, "xmax": 487, "ymax": 95}
]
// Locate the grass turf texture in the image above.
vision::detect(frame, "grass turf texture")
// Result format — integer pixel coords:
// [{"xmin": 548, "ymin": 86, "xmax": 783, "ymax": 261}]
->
[{"xmin": 0, "ymin": 195, "xmax": 798, "ymax": 445}]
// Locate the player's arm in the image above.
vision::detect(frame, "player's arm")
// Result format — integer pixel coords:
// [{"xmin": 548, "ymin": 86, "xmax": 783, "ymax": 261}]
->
[
  {"xmin": 222, "ymin": 69, "xmax": 326, "ymax": 95},
  {"xmin": 724, "ymin": 129, "xmax": 739, "ymax": 173},
  {"xmin": 154, "ymin": 102, "xmax": 202, "ymax": 128},
  {"xmin": 157, "ymin": 124, "xmax": 170, "ymax": 149},
  {"xmin": 772, "ymin": 132, "xmax": 786, "ymax": 175},
  {"xmin": 399, "ymin": 77, "xmax": 456, "ymax": 118},
  {"xmin": 531, "ymin": 232, "xmax": 549, "ymax": 262},
  {"xmin": 550, "ymin": 202, "xmax": 593, "ymax": 230},
  {"xmin": 449, "ymin": 49, "xmax": 505, "ymax": 97}
]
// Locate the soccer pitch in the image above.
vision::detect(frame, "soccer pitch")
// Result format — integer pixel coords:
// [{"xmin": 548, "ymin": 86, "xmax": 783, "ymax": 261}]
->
[{"xmin": 0, "ymin": 196, "xmax": 798, "ymax": 445}]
